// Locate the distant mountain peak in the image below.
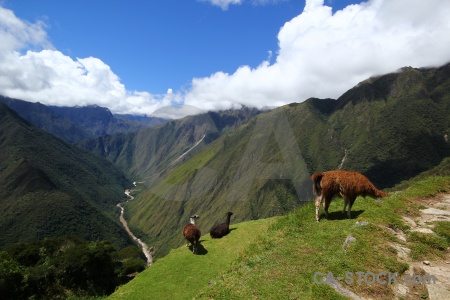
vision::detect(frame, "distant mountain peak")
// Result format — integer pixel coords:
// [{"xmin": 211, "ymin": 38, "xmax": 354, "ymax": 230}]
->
[{"xmin": 150, "ymin": 104, "xmax": 205, "ymax": 119}]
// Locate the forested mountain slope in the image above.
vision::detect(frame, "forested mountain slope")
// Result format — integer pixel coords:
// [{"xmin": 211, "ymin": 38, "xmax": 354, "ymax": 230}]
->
[{"xmin": 0, "ymin": 103, "xmax": 133, "ymax": 249}]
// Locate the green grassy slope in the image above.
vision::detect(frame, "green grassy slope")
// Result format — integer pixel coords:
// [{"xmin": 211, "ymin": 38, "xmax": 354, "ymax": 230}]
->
[
  {"xmin": 109, "ymin": 218, "xmax": 275, "ymax": 300},
  {"xmin": 109, "ymin": 171, "xmax": 450, "ymax": 300},
  {"xmin": 197, "ymin": 176, "xmax": 450, "ymax": 300}
]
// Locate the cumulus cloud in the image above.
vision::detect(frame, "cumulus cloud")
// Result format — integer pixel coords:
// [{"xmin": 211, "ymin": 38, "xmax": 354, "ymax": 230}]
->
[
  {"xmin": 185, "ymin": 0, "xmax": 450, "ymax": 111},
  {"xmin": 0, "ymin": 7, "xmax": 51, "ymax": 52},
  {"xmin": 1, "ymin": 0, "xmax": 450, "ymax": 118},
  {"xmin": 0, "ymin": 6, "xmax": 180, "ymax": 116}
]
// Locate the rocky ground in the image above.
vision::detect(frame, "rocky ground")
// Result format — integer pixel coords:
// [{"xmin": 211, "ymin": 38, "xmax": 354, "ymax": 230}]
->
[
  {"xmin": 326, "ymin": 193, "xmax": 450, "ymax": 300},
  {"xmin": 390, "ymin": 193, "xmax": 450, "ymax": 300}
]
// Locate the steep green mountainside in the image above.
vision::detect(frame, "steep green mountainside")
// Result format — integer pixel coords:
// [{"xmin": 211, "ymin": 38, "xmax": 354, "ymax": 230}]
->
[
  {"xmin": 0, "ymin": 96, "xmax": 163, "ymax": 143},
  {"xmin": 329, "ymin": 64, "xmax": 450, "ymax": 187},
  {"xmin": 78, "ymin": 107, "xmax": 262, "ymax": 181},
  {"xmin": 124, "ymin": 63, "xmax": 450, "ymax": 258},
  {"xmin": 0, "ymin": 103, "xmax": 133, "ymax": 249}
]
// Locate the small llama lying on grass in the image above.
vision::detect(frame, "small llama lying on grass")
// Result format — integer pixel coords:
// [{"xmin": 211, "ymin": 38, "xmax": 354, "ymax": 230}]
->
[{"xmin": 312, "ymin": 170, "xmax": 388, "ymax": 222}]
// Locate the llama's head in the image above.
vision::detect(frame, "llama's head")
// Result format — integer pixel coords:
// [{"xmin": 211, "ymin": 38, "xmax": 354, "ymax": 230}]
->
[
  {"xmin": 226, "ymin": 212, "xmax": 233, "ymax": 216},
  {"xmin": 189, "ymin": 215, "xmax": 200, "ymax": 225},
  {"xmin": 373, "ymin": 190, "xmax": 388, "ymax": 199}
]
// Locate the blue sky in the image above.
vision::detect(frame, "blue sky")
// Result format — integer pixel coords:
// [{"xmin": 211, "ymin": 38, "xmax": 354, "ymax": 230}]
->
[
  {"xmin": 1, "ymin": 0, "xmax": 450, "ymax": 118},
  {"xmin": 4, "ymin": 0, "xmax": 306, "ymax": 94}
]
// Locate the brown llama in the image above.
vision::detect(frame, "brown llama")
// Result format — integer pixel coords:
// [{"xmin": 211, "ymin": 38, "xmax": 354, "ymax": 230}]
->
[
  {"xmin": 210, "ymin": 212, "xmax": 233, "ymax": 239},
  {"xmin": 312, "ymin": 170, "xmax": 388, "ymax": 222},
  {"xmin": 183, "ymin": 215, "xmax": 201, "ymax": 254}
]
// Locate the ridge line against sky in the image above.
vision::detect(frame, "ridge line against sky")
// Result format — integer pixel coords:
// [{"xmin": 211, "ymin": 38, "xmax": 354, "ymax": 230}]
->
[{"xmin": 1, "ymin": 0, "xmax": 450, "ymax": 118}]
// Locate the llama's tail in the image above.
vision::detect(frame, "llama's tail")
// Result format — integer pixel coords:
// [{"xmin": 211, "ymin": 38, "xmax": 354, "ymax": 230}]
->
[{"xmin": 311, "ymin": 172, "xmax": 324, "ymax": 197}]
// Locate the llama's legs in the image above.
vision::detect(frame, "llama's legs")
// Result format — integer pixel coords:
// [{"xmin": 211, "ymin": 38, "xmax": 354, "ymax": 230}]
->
[
  {"xmin": 315, "ymin": 196, "xmax": 323, "ymax": 222},
  {"xmin": 323, "ymin": 198, "xmax": 331, "ymax": 219},
  {"xmin": 193, "ymin": 241, "xmax": 197, "ymax": 254},
  {"xmin": 342, "ymin": 198, "xmax": 348, "ymax": 215},
  {"xmin": 347, "ymin": 197, "xmax": 356, "ymax": 219}
]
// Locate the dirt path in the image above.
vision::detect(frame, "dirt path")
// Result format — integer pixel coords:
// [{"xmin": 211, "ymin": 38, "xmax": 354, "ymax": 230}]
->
[{"xmin": 389, "ymin": 193, "xmax": 450, "ymax": 300}]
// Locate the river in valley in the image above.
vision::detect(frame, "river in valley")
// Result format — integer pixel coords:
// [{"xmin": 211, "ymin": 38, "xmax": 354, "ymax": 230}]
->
[{"xmin": 117, "ymin": 188, "xmax": 153, "ymax": 266}]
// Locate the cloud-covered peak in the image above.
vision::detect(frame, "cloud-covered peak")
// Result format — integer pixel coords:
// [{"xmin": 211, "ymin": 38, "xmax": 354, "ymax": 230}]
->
[{"xmin": 151, "ymin": 104, "xmax": 205, "ymax": 119}]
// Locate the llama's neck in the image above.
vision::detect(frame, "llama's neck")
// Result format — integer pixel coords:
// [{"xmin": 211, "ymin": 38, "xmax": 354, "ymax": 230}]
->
[
  {"xmin": 367, "ymin": 185, "xmax": 387, "ymax": 198},
  {"xmin": 226, "ymin": 214, "xmax": 231, "ymax": 226},
  {"xmin": 190, "ymin": 217, "xmax": 196, "ymax": 225}
]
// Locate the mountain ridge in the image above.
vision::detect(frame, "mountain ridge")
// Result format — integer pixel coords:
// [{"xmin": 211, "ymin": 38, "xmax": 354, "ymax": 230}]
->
[{"xmin": 0, "ymin": 96, "xmax": 167, "ymax": 143}]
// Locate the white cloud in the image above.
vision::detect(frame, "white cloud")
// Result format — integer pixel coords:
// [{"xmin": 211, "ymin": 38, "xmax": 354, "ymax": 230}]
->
[
  {"xmin": 185, "ymin": 0, "xmax": 450, "ymax": 111},
  {"xmin": 0, "ymin": 6, "xmax": 182, "ymax": 116},
  {"xmin": 1, "ymin": 1, "xmax": 450, "ymax": 118},
  {"xmin": 198, "ymin": 0, "xmax": 243, "ymax": 10},
  {"xmin": 0, "ymin": 6, "xmax": 51, "ymax": 52},
  {"xmin": 150, "ymin": 104, "xmax": 205, "ymax": 119}
]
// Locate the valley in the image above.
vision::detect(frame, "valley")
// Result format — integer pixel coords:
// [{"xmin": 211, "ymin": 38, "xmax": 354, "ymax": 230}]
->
[{"xmin": 1, "ymin": 63, "xmax": 450, "ymax": 299}]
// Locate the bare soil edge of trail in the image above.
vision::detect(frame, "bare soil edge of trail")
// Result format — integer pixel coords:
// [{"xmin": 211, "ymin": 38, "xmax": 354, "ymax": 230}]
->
[
  {"xmin": 325, "ymin": 193, "xmax": 450, "ymax": 300},
  {"xmin": 390, "ymin": 193, "xmax": 450, "ymax": 300}
]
